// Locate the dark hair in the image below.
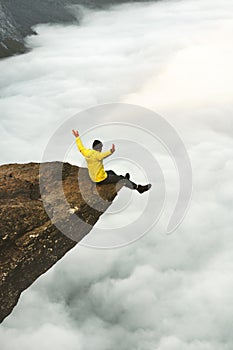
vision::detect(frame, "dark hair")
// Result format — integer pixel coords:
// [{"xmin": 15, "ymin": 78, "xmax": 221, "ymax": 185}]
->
[{"xmin": 92, "ymin": 139, "xmax": 103, "ymax": 151}]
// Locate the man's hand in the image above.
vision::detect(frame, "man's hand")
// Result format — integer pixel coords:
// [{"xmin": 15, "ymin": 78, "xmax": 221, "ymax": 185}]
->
[
  {"xmin": 72, "ymin": 129, "xmax": 79, "ymax": 138},
  {"xmin": 111, "ymin": 144, "xmax": 115, "ymax": 153}
]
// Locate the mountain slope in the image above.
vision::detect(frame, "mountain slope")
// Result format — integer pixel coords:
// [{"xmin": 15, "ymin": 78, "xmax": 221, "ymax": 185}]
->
[
  {"xmin": 0, "ymin": 0, "xmax": 152, "ymax": 58},
  {"xmin": 0, "ymin": 1, "xmax": 26, "ymax": 58}
]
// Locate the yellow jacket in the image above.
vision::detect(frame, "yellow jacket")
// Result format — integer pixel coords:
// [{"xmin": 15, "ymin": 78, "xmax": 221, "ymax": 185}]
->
[{"xmin": 76, "ymin": 137, "xmax": 112, "ymax": 182}]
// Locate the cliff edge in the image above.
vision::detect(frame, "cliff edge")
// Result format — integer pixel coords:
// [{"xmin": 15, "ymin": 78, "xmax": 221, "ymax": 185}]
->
[{"xmin": 0, "ymin": 162, "xmax": 122, "ymax": 323}]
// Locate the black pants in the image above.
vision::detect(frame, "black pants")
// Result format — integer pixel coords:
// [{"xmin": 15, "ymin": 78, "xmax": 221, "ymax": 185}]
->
[{"xmin": 97, "ymin": 170, "xmax": 137, "ymax": 190}]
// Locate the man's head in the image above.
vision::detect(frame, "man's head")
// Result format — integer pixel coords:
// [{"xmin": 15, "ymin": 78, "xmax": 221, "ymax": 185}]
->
[{"xmin": 92, "ymin": 139, "xmax": 103, "ymax": 152}]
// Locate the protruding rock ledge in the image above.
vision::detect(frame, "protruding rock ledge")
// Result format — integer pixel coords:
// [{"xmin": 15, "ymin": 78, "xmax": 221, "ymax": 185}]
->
[{"xmin": 0, "ymin": 162, "xmax": 122, "ymax": 323}]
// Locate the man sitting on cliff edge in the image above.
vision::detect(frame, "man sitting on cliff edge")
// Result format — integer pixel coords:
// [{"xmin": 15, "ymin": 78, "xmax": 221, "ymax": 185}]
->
[{"xmin": 72, "ymin": 129, "xmax": 151, "ymax": 194}]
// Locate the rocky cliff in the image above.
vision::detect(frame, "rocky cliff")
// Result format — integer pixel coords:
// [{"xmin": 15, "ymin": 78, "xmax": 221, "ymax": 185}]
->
[
  {"xmin": 0, "ymin": 162, "xmax": 122, "ymax": 323},
  {"xmin": 0, "ymin": 1, "xmax": 26, "ymax": 58},
  {"xmin": 0, "ymin": 0, "xmax": 151, "ymax": 58}
]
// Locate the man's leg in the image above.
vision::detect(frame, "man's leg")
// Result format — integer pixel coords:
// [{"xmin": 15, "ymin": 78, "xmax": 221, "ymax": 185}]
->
[
  {"xmin": 106, "ymin": 170, "xmax": 117, "ymax": 176},
  {"xmin": 98, "ymin": 170, "xmax": 151, "ymax": 193},
  {"xmin": 98, "ymin": 171, "xmax": 137, "ymax": 189},
  {"xmin": 107, "ymin": 170, "xmax": 130, "ymax": 180}
]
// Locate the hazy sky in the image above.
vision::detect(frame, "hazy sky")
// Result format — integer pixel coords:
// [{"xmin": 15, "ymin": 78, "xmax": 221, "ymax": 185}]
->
[{"xmin": 1, "ymin": 0, "xmax": 233, "ymax": 349}]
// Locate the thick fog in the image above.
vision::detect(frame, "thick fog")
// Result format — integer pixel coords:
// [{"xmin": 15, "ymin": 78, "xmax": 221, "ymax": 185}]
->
[{"xmin": 1, "ymin": 0, "xmax": 233, "ymax": 349}]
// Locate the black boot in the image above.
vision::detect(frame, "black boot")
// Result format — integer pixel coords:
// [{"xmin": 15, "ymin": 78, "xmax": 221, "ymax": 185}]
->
[{"xmin": 137, "ymin": 184, "xmax": 152, "ymax": 194}]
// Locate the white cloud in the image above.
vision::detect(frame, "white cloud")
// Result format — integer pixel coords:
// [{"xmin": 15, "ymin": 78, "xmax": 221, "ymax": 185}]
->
[{"xmin": 0, "ymin": 0, "xmax": 233, "ymax": 349}]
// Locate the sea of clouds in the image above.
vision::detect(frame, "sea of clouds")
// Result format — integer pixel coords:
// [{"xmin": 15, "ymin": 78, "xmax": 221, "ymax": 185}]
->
[{"xmin": 1, "ymin": 0, "xmax": 233, "ymax": 349}]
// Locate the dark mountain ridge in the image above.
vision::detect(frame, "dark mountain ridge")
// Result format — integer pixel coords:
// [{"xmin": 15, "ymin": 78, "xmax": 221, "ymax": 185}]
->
[{"xmin": 0, "ymin": 0, "xmax": 152, "ymax": 58}]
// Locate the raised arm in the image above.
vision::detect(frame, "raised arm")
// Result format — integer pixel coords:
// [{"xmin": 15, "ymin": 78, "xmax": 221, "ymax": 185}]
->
[
  {"xmin": 95, "ymin": 144, "xmax": 115, "ymax": 160},
  {"xmin": 72, "ymin": 129, "xmax": 90, "ymax": 157}
]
